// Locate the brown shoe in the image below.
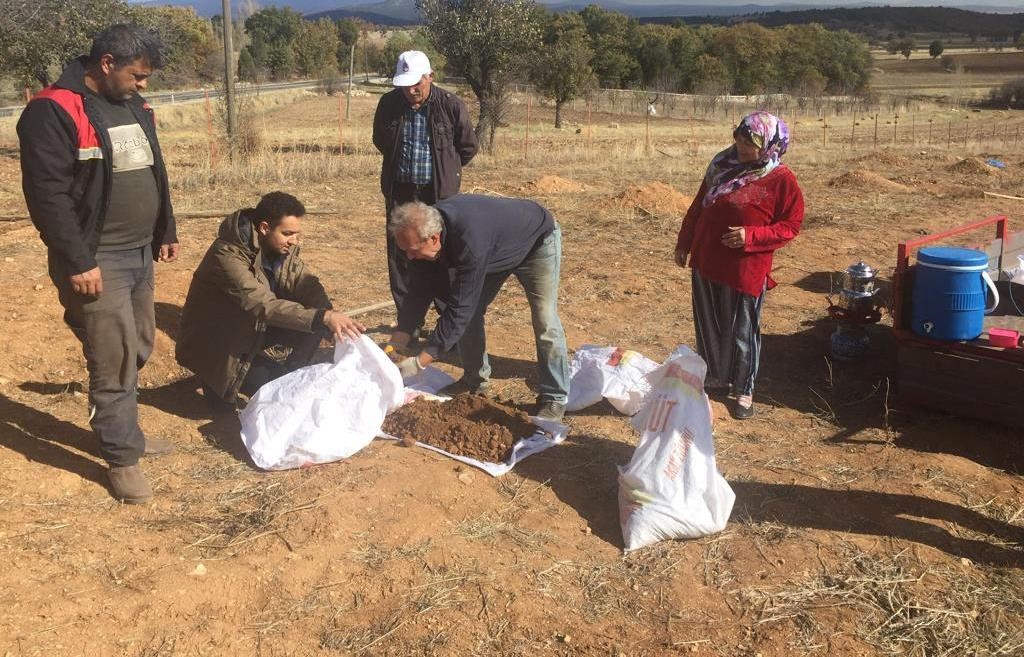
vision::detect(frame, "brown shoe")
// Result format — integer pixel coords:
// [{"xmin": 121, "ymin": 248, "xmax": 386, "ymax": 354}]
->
[
  {"xmin": 143, "ymin": 437, "xmax": 174, "ymax": 457},
  {"xmin": 108, "ymin": 465, "xmax": 153, "ymax": 504}
]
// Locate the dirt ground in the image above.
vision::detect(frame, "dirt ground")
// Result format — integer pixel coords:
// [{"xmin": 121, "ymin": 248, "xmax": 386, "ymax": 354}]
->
[
  {"xmin": 383, "ymin": 394, "xmax": 535, "ymax": 463},
  {"xmin": 0, "ymin": 91, "xmax": 1023, "ymax": 656}
]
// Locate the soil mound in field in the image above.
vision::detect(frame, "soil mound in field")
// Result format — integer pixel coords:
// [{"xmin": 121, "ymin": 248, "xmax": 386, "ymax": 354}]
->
[
  {"xmin": 852, "ymin": 151, "xmax": 910, "ymax": 167},
  {"xmin": 828, "ymin": 170, "xmax": 911, "ymax": 192},
  {"xmin": 519, "ymin": 175, "xmax": 587, "ymax": 194},
  {"xmin": 604, "ymin": 182, "xmax": 692, "ymax": 216},
  {"xmin": 382, "ymin": 394, "xmax": 536, "ymax": 463},
  {"xmin": 947, "ymin": 157, "xmax": 999, "ymax": 175}
]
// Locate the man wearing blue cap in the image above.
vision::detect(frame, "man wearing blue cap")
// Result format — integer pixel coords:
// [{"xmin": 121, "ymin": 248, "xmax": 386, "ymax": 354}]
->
[{"xmin": 372, "ymin": 50, "xmax": 478, "ymax": 335}]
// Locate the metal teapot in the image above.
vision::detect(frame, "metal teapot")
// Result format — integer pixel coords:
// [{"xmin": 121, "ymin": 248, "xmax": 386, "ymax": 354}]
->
[{"xmin": 839, "ymin": 261, "xmax": 878, "ymax": 305}]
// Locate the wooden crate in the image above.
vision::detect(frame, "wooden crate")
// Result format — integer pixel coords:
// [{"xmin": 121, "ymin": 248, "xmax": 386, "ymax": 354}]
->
[{"xmin": 898, "ymin": 343, "xmax": 1024, "ymax": 429}]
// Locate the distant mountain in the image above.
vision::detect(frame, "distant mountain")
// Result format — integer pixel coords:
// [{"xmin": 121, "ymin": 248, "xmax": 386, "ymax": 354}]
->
[
  {"xmin": 136, "ymin": 0, "xmax": 1024, "ymax": 20},
  {"xmin": 308, "ymin": 0, "xmax": 419, "ymax": 25}
]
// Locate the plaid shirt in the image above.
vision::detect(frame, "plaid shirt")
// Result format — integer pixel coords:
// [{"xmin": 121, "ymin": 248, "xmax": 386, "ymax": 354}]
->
[{"xmin": 396, "ymin": 104, "xmax": 433, "ymax": 185}]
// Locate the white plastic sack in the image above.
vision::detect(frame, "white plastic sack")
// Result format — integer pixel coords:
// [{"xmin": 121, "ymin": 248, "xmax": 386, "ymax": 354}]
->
[
  {"xmin": 240, "ymin": 335, "xmax": 405, "ymax": 470},
  {"xmin": 618, "ymin": 345, "xmax": 735, "ymax": 551},
  {"xmin": 566, "ymin": 345, "xmax": 659, "ymax": 415}
]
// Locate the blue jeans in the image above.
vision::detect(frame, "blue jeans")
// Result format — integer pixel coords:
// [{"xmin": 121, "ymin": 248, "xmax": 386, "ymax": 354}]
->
[
  {"xmin": 458, "ymin": 225, "xmax": 569, "ymax": 404},
  {"xmin": 49, "ymin": 247, "xmax": 155, "ymax": 466}
]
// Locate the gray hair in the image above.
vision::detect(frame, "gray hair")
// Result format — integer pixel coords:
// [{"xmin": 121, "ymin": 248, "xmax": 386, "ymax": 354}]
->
[{"xmin": 388, "ymin": 201, "xmax": 444, "ymax": 240}]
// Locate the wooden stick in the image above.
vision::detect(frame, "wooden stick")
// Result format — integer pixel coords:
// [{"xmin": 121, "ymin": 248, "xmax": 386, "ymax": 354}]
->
[
  {"xmin": 342, "ymin": 300, "xmax": 394, "ymax": 317},
  {"xmin": 983, "ymin": 192, "xmax": 1024, "ymax": 201}
]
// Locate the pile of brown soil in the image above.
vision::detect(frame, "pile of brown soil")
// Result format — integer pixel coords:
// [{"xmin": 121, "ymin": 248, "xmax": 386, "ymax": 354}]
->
[
  {"xmin": 828, "ymin": 170, "xmax": 911, "ymax": 192},
  {"xmin": 947, "ymin": 157, "xmax": 999, "ymax": 175},
  {"xmin": 602, "ymin": 182, "xmax": 693, "ymax": 216},
  {"xmin": 852, "ymin": 151, "xmax": 910, "ymax": 167},
  {"xmin": 518, "ymin": 175, "xmax": 587, "ymax": 194},
  {"xmin": 382, "ymin": 394, "xmax": 537, "ymax": 463}
]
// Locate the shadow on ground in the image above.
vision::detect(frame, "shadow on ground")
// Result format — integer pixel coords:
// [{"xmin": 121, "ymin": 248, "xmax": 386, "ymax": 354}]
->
[
  {"xmin": 0, "ymin": 392, "xmax": 106, "ymax": 486},
  {"xmin": 517, "ymin": 430, "xmax": 1024, "ymax": 566}
]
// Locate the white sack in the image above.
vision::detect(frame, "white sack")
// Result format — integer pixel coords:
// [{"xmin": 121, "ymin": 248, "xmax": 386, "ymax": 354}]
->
[
  {"xmin": 618, "ymin": 345, "xmax": 735, "ymax": 551},
  {"xmin": 566, "ymin": 345, "xmax": 659, "ymax": 415},
  {"xmin": 240, "ymin": 335, "xmax": 405, "ymax": 470}
]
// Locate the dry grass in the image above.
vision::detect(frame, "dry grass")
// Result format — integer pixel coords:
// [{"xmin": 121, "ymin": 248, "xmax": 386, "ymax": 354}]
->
[
  {"xmin": 319, "ymin": 562, "xmax": 484, "ymax": 653},
  {"xmin": 185, "ymin": 478, "xmax": 323, "ymax": 557},
  {"xmin": 739, "ymin": 545, "xmax": 1024, "ymax": 655}
]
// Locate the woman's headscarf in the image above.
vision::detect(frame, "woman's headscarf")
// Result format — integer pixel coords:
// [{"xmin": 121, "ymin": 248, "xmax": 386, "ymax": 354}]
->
[{"xmin": 701, "ymin": 110, "xmax": 790, "ymax": 208}]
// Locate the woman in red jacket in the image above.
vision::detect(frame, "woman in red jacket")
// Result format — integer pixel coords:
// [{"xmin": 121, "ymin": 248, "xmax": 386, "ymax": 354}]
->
[{"xmin": 674, "ymin": 111, "xmax": 804, "ymax": 419}]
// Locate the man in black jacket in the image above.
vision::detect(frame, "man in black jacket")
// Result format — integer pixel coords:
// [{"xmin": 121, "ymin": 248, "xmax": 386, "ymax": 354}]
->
[
  {"xmin": 372, "ymin": 50, "xmax": 478, "ymax": 330},
  {"xmin": 17, "ymin": 24, "xmax": 179, "ymax": 504},
  {"xmin": 385, "ymin": 195, "xmax": 570, "ymax": 422}
]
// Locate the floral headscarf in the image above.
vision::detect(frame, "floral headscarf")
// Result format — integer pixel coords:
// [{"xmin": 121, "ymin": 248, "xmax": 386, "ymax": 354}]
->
[{"xmin": 701, "ymin": 111, "xmax": 790, "ymax": 208}]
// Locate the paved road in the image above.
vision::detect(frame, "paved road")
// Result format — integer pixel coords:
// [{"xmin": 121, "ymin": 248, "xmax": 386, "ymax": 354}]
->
[{"xmin": 0, "ymin": 77, "xmax": 388, "ymax": 118}]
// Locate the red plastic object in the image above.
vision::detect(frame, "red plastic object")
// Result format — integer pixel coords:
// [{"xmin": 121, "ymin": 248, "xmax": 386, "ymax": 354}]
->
[{"xmin": 988, "ymin": 327, "xmax": 1020, "ymax": 348}]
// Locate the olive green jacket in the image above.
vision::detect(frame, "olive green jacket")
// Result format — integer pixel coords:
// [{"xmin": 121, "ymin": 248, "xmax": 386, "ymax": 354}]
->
[{"xmin": 176, "ymin": 209, "xmax": 331, "ymax": 400}]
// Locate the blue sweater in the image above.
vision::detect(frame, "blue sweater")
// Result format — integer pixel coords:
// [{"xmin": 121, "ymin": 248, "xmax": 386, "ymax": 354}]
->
[{"xmin": 398, "ymin": 194, "xmax": 555, "ymax": 357}]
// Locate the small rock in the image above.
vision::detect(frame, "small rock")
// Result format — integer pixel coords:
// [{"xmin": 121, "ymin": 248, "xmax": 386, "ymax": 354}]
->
[
  {"xmin": 457, "ymin": 471, "xmax": 474, "ymax": 485},
  {"xmin": 582, "ymin": 526, "xmax": 592, "ymax": 535},
  {"xmin": 3, "ymin": 257, "xmax": 12, "ymax": 263},
  {"xmin": 33, "ymin": 284, "xmax": 44, "ymax": 291},
  {"xmin": 400, "ymin": 436, "xmax": 417, "ymax": 448},
  {"xmin": 960, "ymin": 557, "xmax": 972, "ymax": 566},
  {"xmin": 557, "ymin": 633, "xmax": 571, "ymax": 644},
  {"xmin": 191, "ymin": 563, "xmax": 207, "ymax": 576}
]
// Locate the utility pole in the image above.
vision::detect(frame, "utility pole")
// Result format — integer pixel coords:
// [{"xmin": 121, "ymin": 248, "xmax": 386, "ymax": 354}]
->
[{"xmin": 221, "ymin": 0, "xmax": 238, "ymax": 158}]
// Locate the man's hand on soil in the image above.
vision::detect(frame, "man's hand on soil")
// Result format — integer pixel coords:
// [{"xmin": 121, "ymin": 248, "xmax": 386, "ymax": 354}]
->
[
  {"xmin": 324, "ymin": 310, "xmax": 365, "ymax": 341},
  {"xmin": 70, "ymin": 267, "xmax": 103, "ymax": 296}
]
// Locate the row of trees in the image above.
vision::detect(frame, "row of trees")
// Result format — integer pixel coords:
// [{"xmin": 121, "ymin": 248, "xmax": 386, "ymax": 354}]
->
[
  {"xmin": 1, "ymin": 0, "xmax": 873, "ymax": 155},
  {"xmin": 0, "ymin": 0, "xmax": 221, "ymax": 87},
  {"xmin": 417, "ymin": 0, "xmax": 873, "ymax": 148}
]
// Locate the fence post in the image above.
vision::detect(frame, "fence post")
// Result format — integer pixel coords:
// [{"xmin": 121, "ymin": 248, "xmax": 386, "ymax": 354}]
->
[
  {"xmin": 525, "ymin": 94, "xmax": 531, "ymax": 161},
  {"xmin": 586, "ymin": 99, "xmax": 592, "ymax": 151},
  {"xmin": 947, "ymin": 120, "xmax": 952, "ymax": 149},
  {"xmin": 964, "ymin": 117, "xmax": 969, "ymax": 150},
  {"xmin": 645, "ymin": 106, "xmax": 651, "ymax": 154},
  {"xmin": 204, "ymin": 89, "xmax": 218, "ymax": 170},
  {"xmin": 928, "ymin": 118, "xmax": 933, "ymax": 144},
  {"xmin": 822, "ymin": 117, "xmax": 827, "ymax": 148},
  {"xmin": 873, "ymin": 113, "xmax": 878, "ymax": 150},
  {"xmin": 850, "ymin": 110, "xmax": 857, "ymax": 149},
  {"xmin": 893, "ymin": 113, "xmax": 899, "ymax": 145},
  {"xmin": 338, "ymin": 95, "xmax": 345, "ymax": 156}
]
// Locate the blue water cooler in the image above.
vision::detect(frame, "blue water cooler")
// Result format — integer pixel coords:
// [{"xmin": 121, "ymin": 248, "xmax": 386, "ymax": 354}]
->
[{"xmin": 910, "ymin": 246, "xmax": 1000, "ymax": 340}]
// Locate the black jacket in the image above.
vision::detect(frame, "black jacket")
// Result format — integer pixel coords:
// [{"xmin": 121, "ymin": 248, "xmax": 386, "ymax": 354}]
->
[
  {"xmin": 372, "ymin": 84, "xmax": 478, "ymax": 202},
  {"xmin": 398, "ymin": 194, "xmax": 555, "ymax": 357},
  {"xmin": 17, "ymin": 56, "xmax": 176, "ymax": 275}
]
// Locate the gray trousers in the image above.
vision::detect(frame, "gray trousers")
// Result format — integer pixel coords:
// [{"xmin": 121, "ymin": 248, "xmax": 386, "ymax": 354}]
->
[
  {"xmin": 691, "ymin": 268, "xmax": 764, "ymax": 397},
  {"xmin": 49, "ymin": 247, "xmax": 154, "ymax": 466}
]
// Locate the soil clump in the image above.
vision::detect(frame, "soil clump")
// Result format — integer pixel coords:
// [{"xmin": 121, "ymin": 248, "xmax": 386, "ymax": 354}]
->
[
  {"xmin": 828, "ymin": 169, "xmax": 911, "ymax": 192},
  {"xmin": 602, "ymin": 182, "xmax": 693, "ymax": 216},
  {"xmin": 947, "ymin": 157, "xmax": 1000, "ymax": 175},
  {"xmin": 383, "ymin": 394, "xmax": 537, "ymax": 463},
  {"xmin": 852, "ymin": 151, "xmax": 910, "ymax": 167},
  {"xmin": 519, "ymin": 175, "xmax": 587, "ymax": 194}
]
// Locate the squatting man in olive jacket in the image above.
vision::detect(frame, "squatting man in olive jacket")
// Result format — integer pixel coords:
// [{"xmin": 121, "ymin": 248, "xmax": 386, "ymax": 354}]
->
[{"xmin": 176, "ymin": 192, "xmax": 363, "ymax": 407}]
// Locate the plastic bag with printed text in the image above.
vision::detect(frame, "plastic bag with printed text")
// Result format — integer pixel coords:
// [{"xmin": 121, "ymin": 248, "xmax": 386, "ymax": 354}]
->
[
  {"xmin": 618, "ymin": 345, "xmax": 735, "ymax": 551},
  {"xmin": 566, "ymin": 345, "xmax": 659, "ymax": 415},
  {"xmin": 240, "ymin": 335, "xmax": 405, "ymax": 470}
]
